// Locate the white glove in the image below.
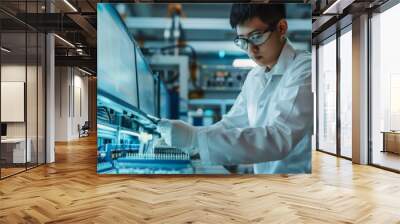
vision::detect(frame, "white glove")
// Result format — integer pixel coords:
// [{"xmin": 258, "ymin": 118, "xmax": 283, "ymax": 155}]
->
[{"xmin": 157, "ymin": 119, "xmax": 198, "ymax": 153}]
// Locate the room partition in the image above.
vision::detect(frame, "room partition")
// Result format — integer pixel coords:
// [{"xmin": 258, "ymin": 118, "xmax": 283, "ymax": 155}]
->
[{"xmin": 0, "ymin": 0, "xmax": 46, "ymax": 179}]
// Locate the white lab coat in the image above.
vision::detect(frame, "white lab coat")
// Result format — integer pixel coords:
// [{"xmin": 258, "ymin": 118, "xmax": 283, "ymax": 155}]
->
[{"xmin": 196, "ymin": 40, "xmax": 313, "ymax": 174}]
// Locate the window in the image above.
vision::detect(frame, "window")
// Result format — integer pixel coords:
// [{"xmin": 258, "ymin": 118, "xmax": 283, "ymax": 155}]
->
[
  {"xmin": 371, "ymin": 3, "xmax": 400, "ymax": 171},
  {"xmin": 317, "ymin": 36, "xmax": 337, "ymax": 154},
  {"xmin": 339, "ymin": 29, "xmax": 352, "ymax": 158}
]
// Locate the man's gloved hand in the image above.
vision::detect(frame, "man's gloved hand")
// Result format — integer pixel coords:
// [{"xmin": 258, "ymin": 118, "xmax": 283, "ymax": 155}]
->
[{"xmin": 156, "ymin": 119, "xmax": 198, "ymax": 154}]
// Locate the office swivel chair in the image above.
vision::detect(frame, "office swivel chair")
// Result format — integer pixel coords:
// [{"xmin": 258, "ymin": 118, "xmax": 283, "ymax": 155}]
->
[
  {"xmin": 78, "ymin": 121, "xmax": 90, "ymax": 138},
  {"xmin": 1, "ymin": 123, "xmax": 7, "ymax": 140}
]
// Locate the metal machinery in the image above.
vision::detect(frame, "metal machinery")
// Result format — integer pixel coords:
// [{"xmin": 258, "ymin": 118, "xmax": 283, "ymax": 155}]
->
[
  {"xmin": 97, "ymin": 4, "xmax": 192, "ymax": 174},
  {"xmin": 190, "ymin": 65, "xmax": 250, "ymax": 124},
  {"xmin": 96, "ymin": 103, "xmax": 192, "ymax": 174},
  {"xmin": 149, "ymin": 54, "xmax": 190, "ymax": 120}
]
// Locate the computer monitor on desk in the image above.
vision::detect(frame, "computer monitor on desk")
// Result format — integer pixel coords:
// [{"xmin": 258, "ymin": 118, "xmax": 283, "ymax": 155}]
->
[{"xmin": 1, "ymin": 123, "xmax": 7, "ymax": 139}]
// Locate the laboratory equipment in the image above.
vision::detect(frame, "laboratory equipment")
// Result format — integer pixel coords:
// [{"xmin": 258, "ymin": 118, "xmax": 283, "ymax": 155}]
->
[
  {"xmin": 136, "ymin": 47, "xmax": 156, "ymax": 116},
  {"xmin": 200, "ymin": 65, "xmax": 248, "ymax": 91},
  {"xmin": 97, "ymin": 138, "xmax": 192, "ymax": 174},
  {"xmin": 149, "ymin": 54, "xmax": 190, "ymax": 120},
  {"xmin": 188, "ymin": 109, "xmax": 214, "ymax": 126},
  {"xmin": 159, "ymin": 80, "xmax": 171, "ymax": 119},
  {"xmin": 98, "ymin": 4, "xmax": 138, "ymax": 108}
]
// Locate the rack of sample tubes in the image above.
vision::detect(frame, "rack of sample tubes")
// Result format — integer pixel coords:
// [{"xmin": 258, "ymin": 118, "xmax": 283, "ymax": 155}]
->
[
  {"xmin": 97, "ymin": 144, "xmax": 193, "ymax": 174},
  {"xmin": 123, "ymin": 152, "xmax": 190, "ymax": 161}
]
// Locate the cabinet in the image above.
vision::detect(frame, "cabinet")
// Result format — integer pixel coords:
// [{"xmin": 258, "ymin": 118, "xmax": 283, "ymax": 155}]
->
[{"xmin": 382, "ymin": 132, "xmax": 400, "ymax": 154}]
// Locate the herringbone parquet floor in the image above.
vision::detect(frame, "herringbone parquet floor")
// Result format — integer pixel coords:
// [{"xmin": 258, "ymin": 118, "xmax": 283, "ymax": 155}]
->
[{"xmin": 1, "ymin": 135, "xmax": 400, "ymax": 224}]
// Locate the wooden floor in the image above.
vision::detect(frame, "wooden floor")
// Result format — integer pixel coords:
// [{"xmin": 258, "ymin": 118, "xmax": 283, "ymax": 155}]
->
[
  {"xmin": 1, "ymin": 164, "xmax": 43, "ymax": 178},
  {"xmin": 372, "ymin": 150, "xmax": 400, "ymax": 171},
  {"xmin": 1, "ymin": 167, "xmax": 26, "ymax": 178},
  {"xmin": 1, "ymin": 135, "xmax": 400, "ymax": 223}
]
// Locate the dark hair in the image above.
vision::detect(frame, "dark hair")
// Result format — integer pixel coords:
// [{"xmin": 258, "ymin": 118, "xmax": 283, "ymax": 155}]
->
[{"xmin": 230, "ymin": 4, "xmax": 286, "ymax": 29}]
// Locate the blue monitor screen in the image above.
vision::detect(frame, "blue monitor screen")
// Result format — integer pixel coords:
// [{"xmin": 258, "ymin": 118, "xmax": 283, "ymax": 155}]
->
[
  {"xmin": 97, "ymin": 4, "xmax": 138, "ymax": 108},
  {"xmin": 136, "ymin": 48, "xmax": 155, "ymax": 116}
]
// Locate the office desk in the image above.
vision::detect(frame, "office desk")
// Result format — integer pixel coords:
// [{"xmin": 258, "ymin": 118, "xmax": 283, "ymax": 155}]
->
[
  {"xmin": 381, "ymin": 131, "xmax": 400, "ymax": 154},
  {"xmin": 1, "ymin": 138, "xmax": 31, "ymax": 163}
]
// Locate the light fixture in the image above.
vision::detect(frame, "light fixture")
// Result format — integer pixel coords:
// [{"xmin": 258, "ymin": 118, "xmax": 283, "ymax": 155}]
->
[
  {"xmin": 78, "ymin": 67, "xmax": 93, "ymax": 76},
  {"xmin": 63, "ymin": 0, "xmax": 78, "ymax": 12},
  {"xmin": 232, "ymin": 59, "xmax": 257, "ymax": 68},
  {"xmin": 1, "ymin": 47, "xmax": 11, "ymax": 53},
  {"xmin": 54, "ymin": 34, "xmax": 75, "ymax": 48}
]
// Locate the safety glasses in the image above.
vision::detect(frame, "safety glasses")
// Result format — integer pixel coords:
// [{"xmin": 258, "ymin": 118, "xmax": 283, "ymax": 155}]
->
[{"xmin": 234, "ymin": 28, "xmax": 275, "ymax": 51}]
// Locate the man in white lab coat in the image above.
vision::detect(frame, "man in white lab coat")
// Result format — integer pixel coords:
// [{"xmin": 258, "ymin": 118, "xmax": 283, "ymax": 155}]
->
[{"xmin": 157, "ymin": 4, "xmax": 313, "ymax": 174}]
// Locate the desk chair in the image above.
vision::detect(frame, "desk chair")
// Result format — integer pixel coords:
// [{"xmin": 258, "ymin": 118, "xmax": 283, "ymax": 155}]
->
[{"xmin": 78, "ymin": 121, "xmax": 90, "ymax": 138}]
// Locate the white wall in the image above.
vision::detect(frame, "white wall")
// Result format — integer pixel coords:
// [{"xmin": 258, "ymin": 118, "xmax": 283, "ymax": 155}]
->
[
  {"xmin": 1, "ymin": 65, "xmax": 39, "ymax": 138},
  {"xmin": 55, "ymin": 67, "xmax": 69, "ymax": 141},
  {"xmin": 55, "ymin": 67, "xmax": 89, "ymax": 141},
  {"xmin": 1, "ymin": 65, "xmax": 27, "ymax": 139},
  {"xmin": 71, "ymin": 72, "xmax": 89, "ymax": 139}
]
